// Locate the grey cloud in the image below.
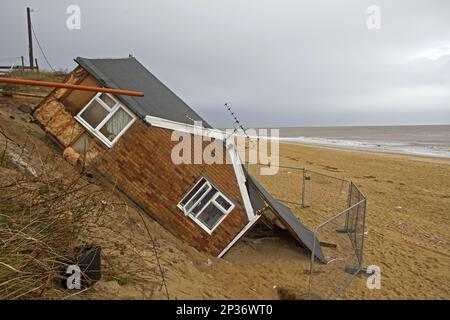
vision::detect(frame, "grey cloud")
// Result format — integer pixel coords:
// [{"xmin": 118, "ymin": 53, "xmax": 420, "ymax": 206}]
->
[{"xmin": 1, "ymin": 0, "xmax": 449, "ymax": 127}]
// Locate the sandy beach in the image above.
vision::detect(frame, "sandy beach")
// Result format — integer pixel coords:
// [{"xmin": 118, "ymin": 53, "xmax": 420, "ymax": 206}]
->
[
  {"xmin": 251, "ymin": 141, "xmax": 450, "ymax": 299},
  {"xmin": 1, "ymin": 97, "xmax": 449, "ymax": 299}
]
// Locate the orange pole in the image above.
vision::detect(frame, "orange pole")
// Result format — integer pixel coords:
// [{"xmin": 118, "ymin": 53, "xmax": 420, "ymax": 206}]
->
[{"xmin": 0, "ymin": 77, "xmax": 144, "ymax": 97}]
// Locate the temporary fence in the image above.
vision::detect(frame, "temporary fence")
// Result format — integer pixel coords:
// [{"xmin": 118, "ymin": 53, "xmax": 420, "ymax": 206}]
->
[{"xmin": 247, "ymin": 163, "xmax": 367, "ymax": 300}]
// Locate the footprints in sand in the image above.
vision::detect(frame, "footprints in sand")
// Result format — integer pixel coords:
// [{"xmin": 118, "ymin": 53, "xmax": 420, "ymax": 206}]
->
[
  {"xmin": 311, "ymin": 163, "xmax": 342, "ymax": 173},
  {"xmin": 356, "ymin": 175, "xmax": 406, "ymax": 187},
  {"xmin": 324, "ymin": 165, "xmax": 340, "ymax": 172}
]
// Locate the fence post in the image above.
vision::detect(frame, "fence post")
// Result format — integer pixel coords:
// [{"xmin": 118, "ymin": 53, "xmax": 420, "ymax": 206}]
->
[
  {"xmin": 307, "ymin": 226, "xmax": 318, "ymax": 300},
  {"xmin": 337, "ymin": 182, "xmax": 353, "ymax": 233},
  {"xmin": 346, "ymin": 182, "xmax": 352, "ymax": 229},
  {"xmin": 359, "ymin": 199, "xmax": 367, "ymax": 268},
  {"xmin": 301, "ymin": 168, "xmax": 307, "ymax": 208}
]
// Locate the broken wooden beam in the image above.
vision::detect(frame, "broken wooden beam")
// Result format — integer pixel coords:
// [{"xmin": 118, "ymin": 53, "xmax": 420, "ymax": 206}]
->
[
  {"xmin": 0, "ymin": 77, "xmax": 144, "ymax": 97},
  {"xmin": 319, "ymin": 241, "xmax": 337, "ymax": 249}
]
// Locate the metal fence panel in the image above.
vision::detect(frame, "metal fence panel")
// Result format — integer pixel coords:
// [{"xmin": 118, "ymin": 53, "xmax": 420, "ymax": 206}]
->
[
  {"xmin": 308, "ymin": 184, "xmax": 367, "ymax": 300},
  {"xmin": 246, "ymin": 163, "xmax": 367, "ymax": 300}
]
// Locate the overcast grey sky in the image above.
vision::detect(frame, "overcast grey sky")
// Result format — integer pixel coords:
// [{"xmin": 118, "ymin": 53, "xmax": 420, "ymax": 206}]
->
[{"xmin": 1, "ymin": 0, "xmax": 449, "ymax": 127}]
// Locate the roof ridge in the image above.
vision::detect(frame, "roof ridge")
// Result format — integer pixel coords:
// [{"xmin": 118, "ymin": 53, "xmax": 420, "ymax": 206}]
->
[{"xmin": 74, "ymin": 56, "xmax": 212, "ymax": 127}]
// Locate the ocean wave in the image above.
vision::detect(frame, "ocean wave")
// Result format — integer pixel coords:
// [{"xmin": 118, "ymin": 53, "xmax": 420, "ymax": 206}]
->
[{"xmin": 278, "ymin": 136, "xmax": 450, "ymax": 158}]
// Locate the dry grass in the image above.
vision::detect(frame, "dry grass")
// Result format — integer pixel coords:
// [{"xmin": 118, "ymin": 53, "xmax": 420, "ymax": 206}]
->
[
  {"xmin": 1, "ymin": 70, "xmax": 67, "ymax": 96},
  {"xmin": 0, "ymin": 127, "xmax": 169, "ymax": 300}
]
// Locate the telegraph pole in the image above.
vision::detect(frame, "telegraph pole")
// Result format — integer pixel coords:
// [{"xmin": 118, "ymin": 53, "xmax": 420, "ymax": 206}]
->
[{"xmin": 27, "ymin": 7, "xmax": 34, "ymax": 68}]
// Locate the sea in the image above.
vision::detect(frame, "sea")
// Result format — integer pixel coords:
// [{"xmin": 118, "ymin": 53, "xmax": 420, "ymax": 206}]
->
[{"xmin": 275, "ymin": 125, "xmax": 450, "ymax": 158}]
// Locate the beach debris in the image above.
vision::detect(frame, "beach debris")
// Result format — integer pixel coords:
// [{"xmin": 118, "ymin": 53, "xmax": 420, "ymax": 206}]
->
[
  {"xmin": 325, "ymin": 165, "xmax": 340, "ymax": 172},
  {"xmin": 207, "ymin": 258, "xmax": 213, "ymax": 267}
]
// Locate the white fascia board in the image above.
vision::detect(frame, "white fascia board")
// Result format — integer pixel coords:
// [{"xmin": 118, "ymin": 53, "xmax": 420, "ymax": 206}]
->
[
  {"xmin": 217, "ymin": 214, "xmax": 261, "ymax": 258},
  {"xmin": 145, "ymin": 115, "xmax": 228, "ymax": 142},
  {"xmin": 227, "ymin": 143, "xmax": 255, "ymax": 221},
  {"xmin": 145, "ymin": 115, "xmax": 256, "ymax": 222}
]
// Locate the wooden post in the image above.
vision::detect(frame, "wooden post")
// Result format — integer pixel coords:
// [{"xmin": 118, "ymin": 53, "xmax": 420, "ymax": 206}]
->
[
  {"xmin": 27, "ymin": 7, "xmax": 34, "ymax": 68},
  {"xmin": 301, "ymin": 168, "xmax": 306, "ymax": 208},
  {"xmin": 21, "ymin": 56, "xmax": 25, "ymax": 70},
  {"xmin": 34, "ymin": 58, "xmax": 39, "ymax": 72}
]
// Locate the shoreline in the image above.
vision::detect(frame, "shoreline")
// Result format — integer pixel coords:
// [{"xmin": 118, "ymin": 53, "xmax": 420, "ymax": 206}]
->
[
  {"xmin": 279, "ymin": 140, "xmax": 450, "ymax": 164},
  {"xmin": 252, "ymin": 139, "xmax": 450, "ymax": 299}
]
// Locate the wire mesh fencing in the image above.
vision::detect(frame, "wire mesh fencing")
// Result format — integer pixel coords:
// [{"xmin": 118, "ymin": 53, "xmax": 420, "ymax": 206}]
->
[
  {"xmin": 308, "ymin": 187, "xmax": 367, "ymax": 300},
  {"xmin": 246, "ymin": 163, "xmax": 367, "ymax": 300}
]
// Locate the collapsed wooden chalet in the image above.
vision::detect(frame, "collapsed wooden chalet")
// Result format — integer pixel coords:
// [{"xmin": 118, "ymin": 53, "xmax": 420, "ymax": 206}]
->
[{"xmin": 32, "ymin": 56, "xmax": 326, "ymax": 262}]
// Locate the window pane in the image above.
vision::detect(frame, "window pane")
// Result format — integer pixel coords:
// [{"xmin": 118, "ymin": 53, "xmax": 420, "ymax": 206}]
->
[
  {"xmin": 99, "ymin": 108, "xmax": 133, "ymax": 142},
  {"xmin": 197, "ymin": 203, "xmax": 224, "ymax": 230},
  {"xmin": 184, "ymin": 183, "xmax": 210, "ymax": 212},
  {"xmin": 215, "ymin": 195, "xmax": 232, "ymax": 211},
  {"xmin": 191, "ymin": 187, "xmax": 217, "ymax": 216},
  {"xmin": 99, "ymin": 93, "xmax": 116, "ymax": 108},
  {"xmin": 79, "ymin": 100, "xmax": 109, "ymax": 128},
  {"xmin": 180, "ymin": 179, "xmax": 207, "ymax": 206}
]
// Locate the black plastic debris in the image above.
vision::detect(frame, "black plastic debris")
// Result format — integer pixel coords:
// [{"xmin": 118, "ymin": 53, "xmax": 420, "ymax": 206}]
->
[{"xmin": 62, "ymin": 245, "xmax": 102, "ymax": 290}]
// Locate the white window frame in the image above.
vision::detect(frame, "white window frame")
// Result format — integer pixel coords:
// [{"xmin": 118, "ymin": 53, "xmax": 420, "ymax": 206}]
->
[
  {"xmin": 178, "ymin": 178, "xmax": 235, "ymax": 235},
  {"xmin": 75, "ymin": 92, "xmax": 136, "ymax": 148}
]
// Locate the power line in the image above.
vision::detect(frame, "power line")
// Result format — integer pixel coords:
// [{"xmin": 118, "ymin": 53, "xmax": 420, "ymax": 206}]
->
[{"xmin": 30, "ymin": 20, "xmax": 56, "ymax": 72}]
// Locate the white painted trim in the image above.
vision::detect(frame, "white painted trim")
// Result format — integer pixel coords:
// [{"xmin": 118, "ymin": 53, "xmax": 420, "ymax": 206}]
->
[
  {"xmin": 75, "ymin": 92, "xmax": 136, "ymax": 148},
  {"xmin": 177, "ymin": 178, "xmax": 209, "ymax": 215},
  {"xmin": 228, "ymin": 143, "xmax": 255, "ymax": 221},
  {"xmin": 146, "ymin": 114, "xmax": 258, "ymax": 253},
  {"xmin": 145, "ymin": 114, "xmax": 256, "ymax": 221},
  {"xmin": 145, "ymin": 115, "xmax": 230, "ymax": 142},
  {"xmin": 177, "ymin": 177, "xmax": 235, "ymax": 235},
  {"xmin": 218, "ymin": 214, "xmax": 261, "ymax": 258}
]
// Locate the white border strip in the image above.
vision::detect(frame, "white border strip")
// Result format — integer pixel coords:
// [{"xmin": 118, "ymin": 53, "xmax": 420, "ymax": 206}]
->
[
  {"xmin": 218, "ymin": 214, "xmax": 261, "ymax": 258},
  {"xmin": 145, "ymin": 115, "xmax": 256, "ymax": 222}
]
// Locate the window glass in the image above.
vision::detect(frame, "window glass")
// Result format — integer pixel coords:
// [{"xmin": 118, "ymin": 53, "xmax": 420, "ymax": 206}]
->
[
  {"xmin": 80, "ymin": 100, "xmax": 109, "ymax": 128},
  {"xmin": 178, "ymin": 178, "xmax": 234, "ymax": 232},
  {"xmin": 180, "ymin": 179, "xmax": 207, "ymax": 206},
  {"xmin": 99, "ymin": 93, "xmax": 116, "ymax": 108},
  {"xmin": 99, "ymin": 108, "xmax": 133, "ymax": 142},
  {"xmin": 184, "ymin": 183, "xmax": 210, "ymax": 212},
  {"xmin": 197, "ymin": 203, "xmax": 225, "ymax": 229},
  {"xmin": 190, "ymin": 187, "xmax": 217, "ymax": 216},
  {"xmin": 215, "ymin": 195, "xmax": 232, "ymax": 211}
]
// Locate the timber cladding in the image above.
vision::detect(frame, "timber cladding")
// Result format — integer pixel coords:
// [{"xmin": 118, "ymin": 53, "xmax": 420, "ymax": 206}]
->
[{"xmin": 96, "ymin": 121, "xmax": 249, "ymax": 256}]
